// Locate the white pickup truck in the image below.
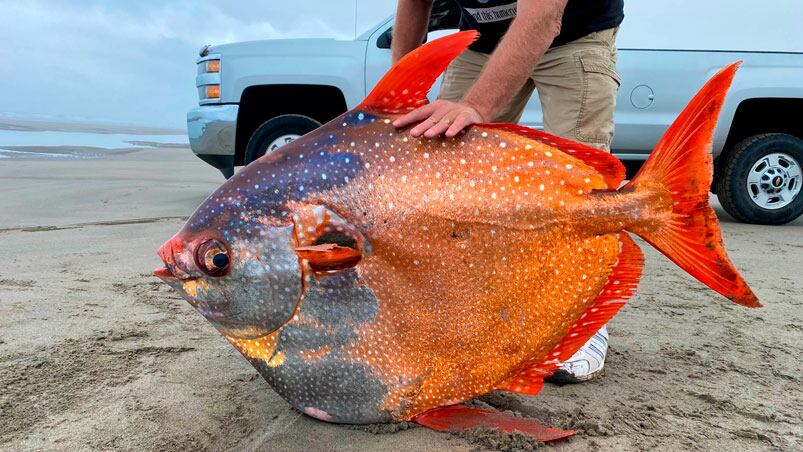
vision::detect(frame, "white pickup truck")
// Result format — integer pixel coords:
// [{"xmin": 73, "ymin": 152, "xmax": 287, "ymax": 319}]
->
[{"xmin": 187, "ymin": 1, "xmax": 803, "ymax": 225}]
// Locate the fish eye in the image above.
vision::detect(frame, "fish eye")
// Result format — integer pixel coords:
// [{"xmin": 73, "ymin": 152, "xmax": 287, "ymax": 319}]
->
[{"xmin": 196, "ymin": 239, "xmax": 230, "ymax": 276}]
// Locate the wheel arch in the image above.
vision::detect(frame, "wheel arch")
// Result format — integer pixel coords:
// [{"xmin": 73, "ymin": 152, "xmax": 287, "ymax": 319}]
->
[
  {"xmin": 714, "ymin": 97, "xmax": 803, "ymax": 192},
  {"xmin": 235, "ymin": 84, "xmax": 348, "ymax": 165}
]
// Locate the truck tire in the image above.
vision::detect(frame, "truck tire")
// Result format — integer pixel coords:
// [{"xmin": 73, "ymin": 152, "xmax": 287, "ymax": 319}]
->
[
  {"xmin": 244, "ymin": 114, "xmax": 321, "ymax": 165},
  {"xmin": 716, "ymin": 133, "xmax": 803, "ymax": 225}
]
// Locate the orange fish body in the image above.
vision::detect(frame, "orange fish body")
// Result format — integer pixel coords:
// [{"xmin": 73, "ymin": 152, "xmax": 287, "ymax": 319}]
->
[{"xmin": 156, "ymin": 32, "xmax": 759, "ymax": 438}]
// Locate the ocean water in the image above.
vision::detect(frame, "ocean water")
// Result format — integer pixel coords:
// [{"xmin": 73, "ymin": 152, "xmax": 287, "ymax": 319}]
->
[{"xmin": 0, "ymin": 130, "xmax": 188, "ymax": 159}]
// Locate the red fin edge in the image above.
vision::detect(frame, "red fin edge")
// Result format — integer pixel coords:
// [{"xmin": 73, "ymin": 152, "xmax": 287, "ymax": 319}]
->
[
  {"xmin": 497, "ymin": 234, "xmax": 643, "ymax": 392},
  {"xmin": 496, "ymin": 377, "xmax": 544, "ymax": 397},
  {"xmin": 358, "ymin": 31, "xmax": 478, "ymax": 115},
  {"xmin": 624, "ymin": 62, "xmax": 760, "ymax": 308},
  {"xmin": 413, "ymin": 404, "xmax": 577, "ymax": 443},
  {"xmin": 542, "ymin": 234, "xmax": 644, "ymax": 367},
  {"xmin": 481, "ymin": 123, "xmax": 626, "ymax": 189}
]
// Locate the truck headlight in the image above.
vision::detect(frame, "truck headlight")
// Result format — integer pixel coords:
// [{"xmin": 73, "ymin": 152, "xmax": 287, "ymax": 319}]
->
[
  {"xmin": 198, "ymin": 59, "xmax": 220, "ymax": 74},
  {"xmin": 196, "ymin": 54, "xmax": 222, "ymax": 104}
]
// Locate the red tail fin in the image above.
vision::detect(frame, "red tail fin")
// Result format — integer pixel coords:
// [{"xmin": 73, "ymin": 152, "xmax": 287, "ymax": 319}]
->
[{"xmin": 624, "ymin": 62, "xmax": 759, "ymax": 307}]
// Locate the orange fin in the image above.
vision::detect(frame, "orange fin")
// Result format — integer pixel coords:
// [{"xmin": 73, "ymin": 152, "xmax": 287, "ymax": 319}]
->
[
  {"xmin": 294, "ymin": 244, "xmax": 361, "ymax": 271},
  {"xmin": 623, "ymin": 62, "xmax": 760, "ymax": 308},
  {"xmin": 541, "ymin": 234, "xmax": 643, "ymax": 367},
  {"xmin": 498, "ymin": 234, "xmax": 643, "ymax": 393},
  {"xmin": 358, "ymin": 31, "xmax": 479, "ymax": 114},
  {"xmin": 496, "ymin": 375, "xmax": 544, "ymax": 397},
  {"xmin": 481, "ymin": 123, "xmax": 626, "ymax": 189},
  {"xmin": 413, "ymin": 404, "xmax": 577, "ymax": 443}
]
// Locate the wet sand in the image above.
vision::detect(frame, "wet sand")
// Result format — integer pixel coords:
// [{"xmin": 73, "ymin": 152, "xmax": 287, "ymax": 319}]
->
[{"xmin": 0, "ymin": 147, "xmax": 801, "ymax": 451}]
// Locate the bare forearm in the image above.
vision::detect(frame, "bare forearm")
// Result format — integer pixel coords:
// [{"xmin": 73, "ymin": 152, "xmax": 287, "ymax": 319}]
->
[
  {"xmin": 391, "ymin": 0, "xmax": 434, "ymax": 63},
  {"xmin": 463, "ymin": 0, "xmax": 567, "ymax": 120}
]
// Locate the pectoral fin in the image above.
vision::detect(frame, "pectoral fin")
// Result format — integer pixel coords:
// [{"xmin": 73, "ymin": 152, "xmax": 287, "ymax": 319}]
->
[{"xmin": 294, "ymin": 244, "xmax": 362, "ymax": 271}]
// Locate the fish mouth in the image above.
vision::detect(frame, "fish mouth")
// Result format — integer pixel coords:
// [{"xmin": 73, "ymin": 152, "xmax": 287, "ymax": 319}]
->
[{"xmin": 156, "ymin": 235, "xmax": 193, "ymax": 280}]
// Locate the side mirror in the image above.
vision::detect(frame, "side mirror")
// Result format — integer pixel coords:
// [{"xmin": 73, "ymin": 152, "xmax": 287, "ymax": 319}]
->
[
  {"xmin": 376, "ymin": 0, "xmax": 461, "ymax": 49},
  {"xmin": 377, "ymin": 27, "xmax": 427, "ymax": 50},
  {"xmin": 377, "ymin": 28, "xmax": 393, "ymax": 49}
]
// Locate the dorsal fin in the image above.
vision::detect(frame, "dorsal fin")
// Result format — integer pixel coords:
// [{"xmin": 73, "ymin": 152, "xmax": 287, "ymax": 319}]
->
[
  {"xmin": 497, "ymin": 234, "xmax": 643, "ymax": 395},
  {"xmin": 358, "ymin": 31, "xmax": 479, "ymax": 115},
  {"xmin": 481, "ymin": 123, "xmax": 627, "ymax": 189}
]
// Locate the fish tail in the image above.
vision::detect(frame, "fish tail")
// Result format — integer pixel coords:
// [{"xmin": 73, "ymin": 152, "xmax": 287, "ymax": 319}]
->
[{"xmin": 623, "ymin": 62, "xmax": 760, "ymax": 307}]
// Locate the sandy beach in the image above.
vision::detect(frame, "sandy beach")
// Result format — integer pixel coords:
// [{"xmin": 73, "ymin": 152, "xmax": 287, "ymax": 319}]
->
[{"xmin": 0, "ymin": 146, "xmax": 801, "ymax": 451}]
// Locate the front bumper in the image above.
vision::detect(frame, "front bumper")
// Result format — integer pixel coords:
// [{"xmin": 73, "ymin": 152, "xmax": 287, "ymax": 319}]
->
[{"xmin": 186, "ymin": 104, "xmax": 238, "ymax": 157}]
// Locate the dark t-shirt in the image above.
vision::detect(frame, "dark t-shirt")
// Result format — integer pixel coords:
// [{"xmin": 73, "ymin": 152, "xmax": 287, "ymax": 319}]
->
[{"xmin": 455, "ymin": 0, "xmax": 625, "ymax": 53}]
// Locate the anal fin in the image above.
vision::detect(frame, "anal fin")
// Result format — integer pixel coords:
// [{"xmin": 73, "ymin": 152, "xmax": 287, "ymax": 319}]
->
[
  {"xmin": 497, "ymin": 234, "xmax": 644, "ymax": 395},
  {"xmin": 413, "ymin": 404, "xmax": 577, "ymax": 442}
]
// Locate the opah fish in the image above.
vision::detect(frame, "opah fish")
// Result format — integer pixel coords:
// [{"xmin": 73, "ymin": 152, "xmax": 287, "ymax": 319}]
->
[{"xmin": 155, "ymin": 31, "xmax": 758, "ymax": 441}]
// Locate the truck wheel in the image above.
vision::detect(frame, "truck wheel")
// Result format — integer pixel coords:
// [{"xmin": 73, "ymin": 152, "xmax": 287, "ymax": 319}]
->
[
  {"xmin": 716, "ymin": 133, "xmax": 803, "ymax": 225},
  {"xmin": 244, "ymin": 114, "xmax": 321, "ymax": 164}
]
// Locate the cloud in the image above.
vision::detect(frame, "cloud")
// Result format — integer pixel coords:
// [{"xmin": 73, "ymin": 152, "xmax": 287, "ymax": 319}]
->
[{"xmin": 0, "ymin": 0, "xmax": 394, "ymax": 128}]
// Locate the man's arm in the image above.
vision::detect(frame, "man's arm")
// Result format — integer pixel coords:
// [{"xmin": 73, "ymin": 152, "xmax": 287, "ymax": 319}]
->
[
  {"xmin": 394, "ymin": 0, "xmax": 567, "ymax": 138},
  {"xmin": 391, "ymin": 0, "xmax": 434, "ymax": 64}
]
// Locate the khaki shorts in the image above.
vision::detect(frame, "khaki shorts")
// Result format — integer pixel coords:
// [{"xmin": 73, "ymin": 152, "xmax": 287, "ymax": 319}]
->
[{"xmin": 439, "ymin": 27, "xmax": 621, "ymax": 152}]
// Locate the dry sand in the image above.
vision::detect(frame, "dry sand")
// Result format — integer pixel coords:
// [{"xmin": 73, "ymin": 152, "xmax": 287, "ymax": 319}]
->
[{"xmin": 0, "ymin": 147, "xmax": 801, "ymax": 451}]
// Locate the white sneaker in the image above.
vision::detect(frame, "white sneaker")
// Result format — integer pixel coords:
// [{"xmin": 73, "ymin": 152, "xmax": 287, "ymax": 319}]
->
[{"xmin": 546, "ymin": 325, "xmax": 608, "ymax": 384}]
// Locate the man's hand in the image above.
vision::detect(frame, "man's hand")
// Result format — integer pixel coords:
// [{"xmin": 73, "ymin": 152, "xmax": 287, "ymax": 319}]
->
[{"xmin": 393, "ymin": 99, "xmax": 485, "ymax": 138}]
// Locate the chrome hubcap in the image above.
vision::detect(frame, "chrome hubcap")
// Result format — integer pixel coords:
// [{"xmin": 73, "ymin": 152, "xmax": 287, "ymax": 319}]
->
[
  {"xmin": 266, "ymin": 134, "xmax": 300, "ymax": 154},
  {"xmin": 746, "ymin": 152, "xmax": 801, "ymax": 209}
]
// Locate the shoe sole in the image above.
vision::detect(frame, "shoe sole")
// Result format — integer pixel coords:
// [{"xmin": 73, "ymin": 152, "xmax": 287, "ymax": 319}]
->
[{"xmin": 544, "ymin": 366, "xmax": 606, "ymax": 385}]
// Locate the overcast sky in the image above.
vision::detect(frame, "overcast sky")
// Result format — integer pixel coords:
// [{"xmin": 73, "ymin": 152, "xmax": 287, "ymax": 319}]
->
[
  {"xmin": 0, "ymin": 0, "xmax": 396, "ymax": 129},
  {"xmin": 3, "ymin": 1, "xmax": 802, "ymax": 130}
]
